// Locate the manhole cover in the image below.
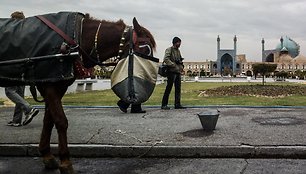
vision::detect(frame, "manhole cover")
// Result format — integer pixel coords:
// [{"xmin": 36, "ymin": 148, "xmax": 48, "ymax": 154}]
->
[{"xmin": 252, "ymin": 117, "xmax": 305, "ymax": 125}]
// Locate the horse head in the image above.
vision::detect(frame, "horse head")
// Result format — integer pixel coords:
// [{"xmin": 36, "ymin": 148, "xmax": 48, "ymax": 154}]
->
[
  {"xmin": 131, "ymin": 17, "xmax": 156, "ymax": 57},
  {"xmin": 81, "ymin": 16, "xmax": 156, "ymax": 67}
]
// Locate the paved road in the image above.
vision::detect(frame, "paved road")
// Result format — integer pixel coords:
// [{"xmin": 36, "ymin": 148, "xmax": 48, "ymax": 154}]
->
[
  {"xmin": 2, "ymin": 157, "xmax": 306, "ymax": 174},
  {"xmin": 2, "ymin": 106, "xmax": 306, "ymax": 173},
  {"xmin": 2, "ymin": 106, "xmax": 306, "ymax": 158}
]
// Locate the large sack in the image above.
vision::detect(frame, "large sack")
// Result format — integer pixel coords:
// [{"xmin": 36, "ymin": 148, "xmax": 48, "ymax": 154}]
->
[{"xmin": 111, "ymin": 53, "xmax": 159, "ymax": 104}]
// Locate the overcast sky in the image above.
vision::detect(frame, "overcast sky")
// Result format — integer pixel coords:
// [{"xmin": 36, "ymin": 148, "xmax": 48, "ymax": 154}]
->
[{"xmin": 1, "ymin": 0, "xmax": 306, "ymax": 62}]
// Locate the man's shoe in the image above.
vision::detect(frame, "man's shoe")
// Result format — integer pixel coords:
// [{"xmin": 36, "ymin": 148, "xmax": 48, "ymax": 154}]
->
[
  {"xmin": 175, "ymin": 105, "xmax": 186, "ymax": 109},
  {"xmin": 131, "ymin": 110, "xmax": 146, "ymax": 113},
  {"xmin": 117, "ymin": 101, "xmax": 128, "ymax": 113},
  {"xmin": 7, "ymin": 121, "xmax": 22, "ymax": 127},
  {"xmin": 23, "ymin": 108, "xmax": 39, "ymax": 125},
  {"xmin": 161, "ymin": 106, "xmax": 170, "ymax": 110},
  {"xmin": 131, "ymin": 104, "xmax": 145, "ymax": 113}
]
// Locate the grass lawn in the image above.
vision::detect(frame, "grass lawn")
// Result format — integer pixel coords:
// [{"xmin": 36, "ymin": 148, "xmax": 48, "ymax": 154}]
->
[{"xmin": 18, "ymin": 81, "xmax": 306, "ymax": 107}]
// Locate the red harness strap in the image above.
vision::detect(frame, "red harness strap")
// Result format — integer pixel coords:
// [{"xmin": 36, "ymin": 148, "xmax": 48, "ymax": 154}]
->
[
  {"xmin": 73, "ymin": 60, "xmax": 93, "ymax": 78},
  {"xmin": 36, "ymin": 15, "xmax": 77, "ymax": 45}
]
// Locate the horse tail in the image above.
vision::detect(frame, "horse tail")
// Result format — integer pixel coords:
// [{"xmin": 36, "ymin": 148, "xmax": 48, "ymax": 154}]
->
[{"xmin": 30, "ymin": 85, "xmax": 44, "ymax": 102}]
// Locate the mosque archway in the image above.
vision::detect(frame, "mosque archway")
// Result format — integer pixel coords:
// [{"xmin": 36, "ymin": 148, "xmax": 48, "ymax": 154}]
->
[
  {"xmin": 266, "ymin": 53, "xmax": 274, "ymax": 62},
  {"xmin": 187, "ymin": 70, "xmax": 192, "ymax": 76},
  {"xmin": 246, "ymin": 70, "xmax": 252, "ymax": 76},
  {"xmin": 221, "ymin": 53, "xmax": 233, "ymax": 75}
]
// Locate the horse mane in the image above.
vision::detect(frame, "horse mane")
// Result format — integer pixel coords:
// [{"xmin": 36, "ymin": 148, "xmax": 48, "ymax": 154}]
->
[
  {"xmin": 85, "ymin": 13, "xmax": 156, "ymax": 51},
  {"xmin": 84, "ymin": 13, "xmax": 126, "ymax": 28}
]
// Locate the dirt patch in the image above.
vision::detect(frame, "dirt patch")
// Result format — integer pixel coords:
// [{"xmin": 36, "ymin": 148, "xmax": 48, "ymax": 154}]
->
[{"xmin": 199, "ymin": 85, "xmax": 306, "ymax": 98}]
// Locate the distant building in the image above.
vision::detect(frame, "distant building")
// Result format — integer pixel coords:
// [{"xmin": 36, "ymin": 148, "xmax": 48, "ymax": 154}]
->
[
  {"xmin": 261, "ymin": 36, "xmax": 306, "ymax": 75},
  {"xmin": 183, "ymin": 36, "xmax": 306, "ymax": 77}
]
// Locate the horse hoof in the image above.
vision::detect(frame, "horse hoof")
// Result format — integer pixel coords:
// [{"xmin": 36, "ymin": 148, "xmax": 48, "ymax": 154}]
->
[
  {"xmin": 43, "ymin": 156, "xmax": 59, "ymax": 169},
  {"xmin": 59, "ymin": 161, "xmax": 74, "ymax": 174}
]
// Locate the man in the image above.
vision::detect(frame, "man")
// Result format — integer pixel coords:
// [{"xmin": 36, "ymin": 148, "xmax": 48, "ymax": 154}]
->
[
  {"xmin": 6, "ymin": 86, "xmax": 39, "ymax": 126},
  {"xmin": 161, "ymin": 37, "xmax": 185, "ymax": 110},
  {"xmin": 6, "ymin": 11, "xmax": 39, "ymax": 127}
]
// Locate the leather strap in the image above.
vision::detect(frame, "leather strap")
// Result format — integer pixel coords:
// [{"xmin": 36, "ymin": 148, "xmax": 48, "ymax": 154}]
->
[
  {"xmin": 36, "ymin": 15, "xmax": 77, "ymax": 46},
  {"xmin": 36, "ymin": 15, "xmax": 118, "ymax": 67}
]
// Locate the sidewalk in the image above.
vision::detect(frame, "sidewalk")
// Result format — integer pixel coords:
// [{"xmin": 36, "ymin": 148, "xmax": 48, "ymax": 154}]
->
[{"xmin": 1, "ymin": 106, "xmax": 306, "ymax": 158}]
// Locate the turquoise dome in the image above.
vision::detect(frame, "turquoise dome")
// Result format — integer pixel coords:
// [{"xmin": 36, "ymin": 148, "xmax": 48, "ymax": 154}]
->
[{"xmin": 276, "ymin": 36, "xmax": 300, "ymax": 57}]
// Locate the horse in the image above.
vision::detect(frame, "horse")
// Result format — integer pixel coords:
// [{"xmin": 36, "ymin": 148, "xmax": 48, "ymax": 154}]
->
[{"xmin": 0, "ymin": 12, "xmax": 156, "ymax": 174}]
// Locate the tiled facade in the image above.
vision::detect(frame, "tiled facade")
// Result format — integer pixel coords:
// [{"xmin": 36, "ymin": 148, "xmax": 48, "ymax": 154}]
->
[{"xmin": 183, "ymin": 53, "xmax": 306, "ymax": 77}]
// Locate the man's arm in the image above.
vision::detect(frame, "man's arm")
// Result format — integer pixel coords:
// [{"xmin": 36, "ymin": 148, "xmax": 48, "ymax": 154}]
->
[{"xmin": 163, "ymin": 47, "xmax": 176, "ymax": 68}]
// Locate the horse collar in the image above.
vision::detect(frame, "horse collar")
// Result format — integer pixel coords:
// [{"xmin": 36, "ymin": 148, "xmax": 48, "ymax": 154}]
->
[
  {"xmin": 117, "ymin": 26, "xmax": 132, "ymax": 59},
  {"xmin": 90, "ymin": 22, "xmax": 102, "ymax": 63}
]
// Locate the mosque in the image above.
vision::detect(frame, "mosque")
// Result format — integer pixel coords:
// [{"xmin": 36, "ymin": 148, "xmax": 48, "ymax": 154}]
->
[{"xmin": 183, "ymin": 35, "xmax": 306, "ymax": 77}]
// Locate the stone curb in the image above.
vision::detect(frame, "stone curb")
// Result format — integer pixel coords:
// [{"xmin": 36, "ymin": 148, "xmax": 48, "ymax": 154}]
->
[{"xmin": 2, "ymin": 144, "xmax": 306, "ymax": 159}]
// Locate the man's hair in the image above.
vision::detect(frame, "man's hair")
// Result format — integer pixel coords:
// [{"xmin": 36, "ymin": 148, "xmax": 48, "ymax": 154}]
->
[
  {"xmin": 11, "ymin": 11, "xmax": 25, "ymax": 19},
  {"xmin": 172, "ymin": 37, "xmax": 181, "ymax": 45}
]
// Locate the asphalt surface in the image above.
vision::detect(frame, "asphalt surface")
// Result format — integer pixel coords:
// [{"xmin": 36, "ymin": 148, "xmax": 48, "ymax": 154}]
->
[
  {"xmin": 3, "ymin": 157, "xmax": 306, "ymax": 174},
  {"xmin": 1, "ymin": 105, "xmax": 306, "ymax": 158}
]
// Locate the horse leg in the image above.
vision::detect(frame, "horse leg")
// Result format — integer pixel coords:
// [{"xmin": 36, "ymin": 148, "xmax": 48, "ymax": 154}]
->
[
  {"xmin": 38, "ymin": 85, "xmax": 74, "ymax": 174},
  {"xmin": 39, "ymin": 103, "xmax": 58, "ymax": 169}
]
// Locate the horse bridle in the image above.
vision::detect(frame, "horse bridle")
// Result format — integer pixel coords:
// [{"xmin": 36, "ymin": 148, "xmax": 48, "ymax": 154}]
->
[
  {"xmin": 79, "ymin": 22, "xmax": 155, "ymax": 68},
  {"xmin": 117, "ymin": 26, "xmax": 153, "ymax": 59}
]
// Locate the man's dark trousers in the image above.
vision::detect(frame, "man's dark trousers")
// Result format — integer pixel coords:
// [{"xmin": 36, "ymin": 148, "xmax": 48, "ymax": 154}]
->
[{"xmin": 162, "ymin": 73, "xmax": 181, "ymax": 107}]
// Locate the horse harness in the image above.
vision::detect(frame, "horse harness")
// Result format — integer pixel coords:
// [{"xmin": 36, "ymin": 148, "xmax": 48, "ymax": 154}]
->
[{"xmin": 36, "ymin": 15, "xmax": 153, "ymax": 70}]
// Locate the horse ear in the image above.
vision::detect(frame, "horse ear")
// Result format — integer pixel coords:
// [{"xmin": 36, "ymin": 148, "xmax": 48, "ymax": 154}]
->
[{"xmin": 133, "ymin": 17, "xmax": 142, "ymax": 33}]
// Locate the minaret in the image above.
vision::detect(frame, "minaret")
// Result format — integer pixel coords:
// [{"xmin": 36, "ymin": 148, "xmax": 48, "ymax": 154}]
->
[
  {"xmin": 262, "ymin": 38, "xmax": 265, "ymax": 62},
  {"xmin": 233, "ymin": 35, "xmax": 237, "ymax": 53},
  {"xmin": 233, "ymin": 35, "xmax": 237, "ymax": 74},
  {"xmin": 280, "ymin": 36, "xmax": 284, "ymax": 49},
  {"xmin": 217, "ymin": 35, "xmax": 221, "ymax": 74},
  {"xmin": 217, "ymin": 35, "xmax": 220, "ymax": 52}
]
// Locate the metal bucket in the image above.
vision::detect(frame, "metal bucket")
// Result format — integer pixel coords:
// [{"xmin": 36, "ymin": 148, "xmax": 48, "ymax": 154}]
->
[{"xmin": 197, "ymin": 110, "xmax": 220, "ymax": 131}]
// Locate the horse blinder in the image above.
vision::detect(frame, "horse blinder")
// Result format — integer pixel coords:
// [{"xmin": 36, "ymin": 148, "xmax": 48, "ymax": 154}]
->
[{"xmin": 132, "ymin": 31, "xmax": 153, "ymax": 56}]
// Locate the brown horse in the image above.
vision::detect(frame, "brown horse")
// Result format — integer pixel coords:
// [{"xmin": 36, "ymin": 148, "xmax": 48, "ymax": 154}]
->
[{"xmin": 1, "ymin": 13, "xmax": 156, "ymax": 174}]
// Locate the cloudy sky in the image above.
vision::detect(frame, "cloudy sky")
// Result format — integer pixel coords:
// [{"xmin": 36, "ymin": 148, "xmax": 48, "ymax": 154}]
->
[{"xmin": 1, "ymin": 0, "xmax": 306, "ymax": 62}]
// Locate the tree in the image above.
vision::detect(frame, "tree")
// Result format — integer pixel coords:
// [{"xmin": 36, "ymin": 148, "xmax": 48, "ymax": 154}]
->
[
  {"xmin": 275, "ymin": 71, "xmax": 288, "ymax": 81},
  {"xmin": 294, "ymin": 70, "xmax": 303, "ymax": 79},
  {"xmin": 252, "ymin": 63, "xmax": 277, "ymax": 85},
  {"xmin": 200, "ymin": 70, "xmax": 206, "ymax": 77}
]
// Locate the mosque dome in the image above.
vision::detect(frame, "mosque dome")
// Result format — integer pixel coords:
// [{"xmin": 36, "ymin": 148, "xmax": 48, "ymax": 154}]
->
[
  {"xmin": 276, "ymin": 36, "xmax": 300, "ymax": 58},
  {"xmin": 292, "ymin": 55, "xmax": 306, "ymax": 64}
]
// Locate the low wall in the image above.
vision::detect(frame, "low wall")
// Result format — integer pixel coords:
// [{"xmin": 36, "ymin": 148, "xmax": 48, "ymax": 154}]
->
[{"xmin": 0, "ymin": 79, "xmax": 111, "ymax": 100}]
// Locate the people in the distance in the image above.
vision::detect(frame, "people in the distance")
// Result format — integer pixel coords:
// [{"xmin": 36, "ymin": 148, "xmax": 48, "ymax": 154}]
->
[
  {"xmin": 161, "ymin": 37, "xmax": 185, "ymax": 110},
  {"xmin": 6, "ymin": 86, "xmax": 40, "ymax": 127},
  {"xmin": 5, "ymin": 11, "xmax": 39, "ymax": 127},
  {"xmin": 117, "ymin": 100, "xmax": 146, "ymax": 113}
]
